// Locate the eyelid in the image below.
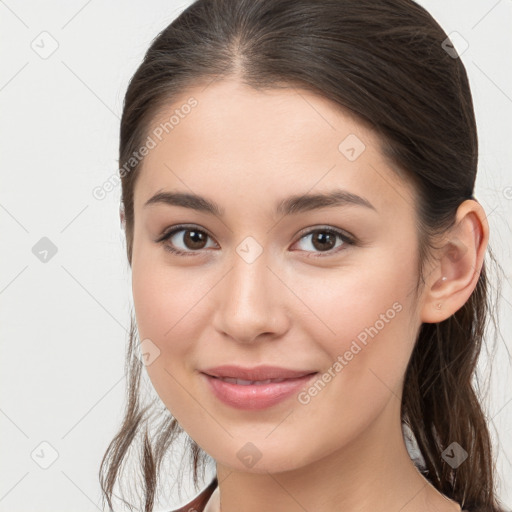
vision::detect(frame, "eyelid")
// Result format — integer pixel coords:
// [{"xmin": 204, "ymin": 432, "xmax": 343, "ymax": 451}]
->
[
  {"xmin": 294, "ymin": 224, "xmax": 355, "ymax": 244},
  {"xmin": 157, "ymin": 223, "xmax": 216, "ymax": 243}
]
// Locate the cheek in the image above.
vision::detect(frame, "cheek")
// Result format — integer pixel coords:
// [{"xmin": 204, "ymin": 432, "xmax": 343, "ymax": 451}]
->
[
  {"xmin": 302, "ymin": 250, "xmax": 416, "ymax": 342},
  {"xmin": 131, "ymin": 257, "xmax": 216, "ymax": 421},
  {"xmin": 131, "ymin": 250, "xmax": 207, "ymax": 345},
  {"xmin": 298, "ymin": 249, "xmax": 419, "ymax": 396},
  {"xmin": 287, "ymin": 276, "xmax": 418, "ymax": 459}
]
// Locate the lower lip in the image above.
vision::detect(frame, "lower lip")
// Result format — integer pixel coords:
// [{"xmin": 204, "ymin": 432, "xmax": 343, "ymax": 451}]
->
[{"xmin": 201, "ymin": 372, "xmax": 318, "ymax": 410}]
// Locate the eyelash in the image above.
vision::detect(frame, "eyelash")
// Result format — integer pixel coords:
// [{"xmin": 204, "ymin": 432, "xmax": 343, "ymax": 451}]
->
[{"xmin": 156, "ymin": 223, "xmax": 356, "ymax": 258}]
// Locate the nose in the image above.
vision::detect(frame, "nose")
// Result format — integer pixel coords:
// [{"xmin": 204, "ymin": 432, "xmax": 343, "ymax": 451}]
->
[{"xmin": 212, "ymin": 248, "xmax": 290, "ymax": 344}]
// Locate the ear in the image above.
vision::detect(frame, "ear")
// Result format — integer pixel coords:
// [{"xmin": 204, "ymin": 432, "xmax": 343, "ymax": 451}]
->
[
  {"xmin": 119, "ymin": 202, "xmax": 126, "ymax": 228},
  {"xmin": 420, "ymin": 199, "xmax": 489, "ymax": 323}
]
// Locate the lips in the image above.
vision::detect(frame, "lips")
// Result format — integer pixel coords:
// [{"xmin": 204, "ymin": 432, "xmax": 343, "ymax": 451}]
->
[
  {"xmin": 200, "ymin": 365, "xmax": 318, "ymax": 410},
  {"xmin": 201, "ymin": 364, "xmax": 317, "ymax": 381},
  {"xmin": 212, "ymin": 376, "xmax": 289, "ymax": 385}
]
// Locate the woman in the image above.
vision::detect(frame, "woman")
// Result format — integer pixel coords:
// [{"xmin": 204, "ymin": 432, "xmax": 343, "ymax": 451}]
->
[{"xmin": 99, "ymin": 1, "xmax": 508, "ymax": 511}]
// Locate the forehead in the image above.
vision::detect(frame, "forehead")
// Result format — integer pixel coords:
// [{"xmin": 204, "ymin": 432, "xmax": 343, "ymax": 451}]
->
[{"xmin": 133, "ymin": 79, "xmax": 415, "ymax": 216}]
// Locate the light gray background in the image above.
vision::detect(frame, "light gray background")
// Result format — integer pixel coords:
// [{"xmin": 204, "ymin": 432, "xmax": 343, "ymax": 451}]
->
[{"xmin": 1, "ymin": 1, "xmax": 511, "ymax": 511}]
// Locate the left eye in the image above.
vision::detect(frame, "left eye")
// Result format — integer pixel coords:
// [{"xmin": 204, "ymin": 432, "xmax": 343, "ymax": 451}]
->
[
  {"xmin": 158, "ymin": 225, "xmax": 354, "ymax": 257},
  {"xmin": 292, "ymin": 228, "xmax": 353, "ymax": 256}
]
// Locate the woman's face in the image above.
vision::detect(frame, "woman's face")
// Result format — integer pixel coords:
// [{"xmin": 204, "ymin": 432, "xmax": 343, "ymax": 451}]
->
[{"xmin": 130, "ymin": 78, "xmax": 428, "ymax": 473}]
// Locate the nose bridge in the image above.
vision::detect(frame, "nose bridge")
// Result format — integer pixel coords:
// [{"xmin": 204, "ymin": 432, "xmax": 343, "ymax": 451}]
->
[
  {"xmin": 231, "ymin": 242, "xmax": 270, "ymax": 298},
  {"xmin": 213, "ymin": 239, "xmax": 288, "ymax": 342}
]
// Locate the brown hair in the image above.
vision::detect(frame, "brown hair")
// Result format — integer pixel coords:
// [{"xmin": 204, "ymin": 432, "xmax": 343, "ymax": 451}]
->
[{"xmin": 99, "ymin": 1, "xmax": 507, "ymax": 511}]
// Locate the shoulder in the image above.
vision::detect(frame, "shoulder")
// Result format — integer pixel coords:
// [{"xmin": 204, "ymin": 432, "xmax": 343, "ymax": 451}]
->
[{"xmin": 168, "ymin": 477, "xmax": 218, "ymax": 512}]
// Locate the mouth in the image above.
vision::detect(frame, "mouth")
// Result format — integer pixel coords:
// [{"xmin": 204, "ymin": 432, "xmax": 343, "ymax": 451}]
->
[
  {"xmin": 207, "ymin": 376, "xmax": 301, "ymax": 385},
  {"xmin": 201, "ymin": 364, "xmax": 317, "ymax": 381},
  {"xmin": 200, "ymin": 367, "xmax": 318, "ymax": 410}
]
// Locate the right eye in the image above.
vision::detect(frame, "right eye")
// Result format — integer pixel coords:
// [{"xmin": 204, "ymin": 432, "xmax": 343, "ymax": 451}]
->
[{"xmin": 158, "ymin": 225, "xmax": 218, "ymax": 256}]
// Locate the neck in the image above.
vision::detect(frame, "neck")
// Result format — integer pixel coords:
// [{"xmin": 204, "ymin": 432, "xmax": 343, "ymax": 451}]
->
[{"xmin": 214, "ymin": 398, "xmax": 461, "ymax": 512}]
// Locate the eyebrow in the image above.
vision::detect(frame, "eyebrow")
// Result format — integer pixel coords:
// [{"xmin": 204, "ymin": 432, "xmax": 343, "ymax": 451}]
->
[{"xmin": 143, "ymin": 189, "xmax": 377, "ymax": 217}]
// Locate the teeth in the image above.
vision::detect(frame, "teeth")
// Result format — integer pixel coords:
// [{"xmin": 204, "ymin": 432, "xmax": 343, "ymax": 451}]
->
[{"xmin": 218, "ymin": 377, "xmax": 287, "ymax": 385}]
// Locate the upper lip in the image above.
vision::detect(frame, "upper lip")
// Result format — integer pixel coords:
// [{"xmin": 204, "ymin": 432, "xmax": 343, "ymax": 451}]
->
[{"xmin": 201, "ymin": 365, "xmax": 317, "ymax": 381}]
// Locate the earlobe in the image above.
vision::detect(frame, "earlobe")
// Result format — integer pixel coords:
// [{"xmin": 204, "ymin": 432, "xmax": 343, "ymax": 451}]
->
[{"xmin": 420, "ymin": 200, "xmax": 489, "ymax": 324}]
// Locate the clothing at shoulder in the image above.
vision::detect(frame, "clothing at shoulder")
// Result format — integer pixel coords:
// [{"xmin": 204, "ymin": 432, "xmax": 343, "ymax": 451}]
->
[{"xmin": 169, "ymin": 477, "xmax": 218, "ymax": 512}]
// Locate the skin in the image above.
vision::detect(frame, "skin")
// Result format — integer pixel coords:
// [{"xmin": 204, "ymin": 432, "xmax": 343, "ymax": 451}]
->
[{"xmin": 129, "ymin": 78, "xmax": 488, "ymax": 512}]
